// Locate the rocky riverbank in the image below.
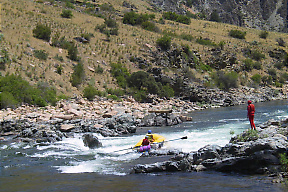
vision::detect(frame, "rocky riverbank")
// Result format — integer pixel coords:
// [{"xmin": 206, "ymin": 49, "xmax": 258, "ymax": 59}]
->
[
  {"xmin": 0, "ymin": 86, "xmax": 286, "ymax": 143},
  {"xmin": 132, "ymin": 117, "xmax": 288, "ymax": 183}
]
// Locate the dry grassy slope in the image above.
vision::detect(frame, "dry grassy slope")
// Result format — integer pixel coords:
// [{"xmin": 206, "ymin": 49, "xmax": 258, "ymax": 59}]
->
[{"xmin": 0, "ymin": 0, "xmax": 288, "ymax": 97}]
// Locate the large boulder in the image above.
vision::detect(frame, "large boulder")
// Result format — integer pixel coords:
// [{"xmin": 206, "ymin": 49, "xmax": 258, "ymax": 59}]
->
[{"xmin": 82, "ymin": 133, "xmax": 102, "ymax": 149}]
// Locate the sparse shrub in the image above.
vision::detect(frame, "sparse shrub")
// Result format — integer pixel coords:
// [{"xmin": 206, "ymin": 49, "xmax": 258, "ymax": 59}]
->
[
  {"xmin": 67, "ymin": 41, "xmax": 79, "ymax": 61},
  {"xmin": 37, "ymin": 81, "xmax": 57, "ymax": 106},
  {"xmin": 56, "ymin": 64, "xmax": 63, "ymax": 75},
  {"xmin": 229, "ymin": 29, "xmax": 246, "ymax": 39},
  {"xmin": 0, "ymin": 49, "xmax": 10, "ymax": 70},
  {"xmin": 279, "ymin": 153, "xmax": 288, "ymax": 172},
  {"xmin": 242, "ymin": 58, "xmax": 253, "ymax": 71},
  {"xmin": 259, "ymin": 31, "xmax": 269, "ymax": 39},
  {"xmin": 54, "ymin": 54, "xmax": 64, "ymax": 62},
  {"xmin": 83, "ymin": 85, "xmax": 101, "ymax": 101},
  {"xmin": 104, "ymin": 17, "xmax": 118, "ymax": 28},
  {"xmin": 107, "ymin": 88, "xmax": 125, "ymax": 96},
  {"xmin": 261, "ymin": 75, "xmax": 273, "ymax": 85},
  {"xmin": 253, "ymin": 62, "xmax": 262, "ymax": 70},
  {"xmin": 71, "ymin": 63, "xmax": 85, "ymax": 87},
  {"xmin": 81, "ymin": 33, "xmax": 94, "ymax": 42},
  {"xmin": 211, "ymin": 71, "xmax": 238, "ymax": 90},
  {"xmin": 95, "ymin": 65, "xmax": 104, "ymax": 73},
  {"xmin": 276, "ymin": 37, "xmax": 286, "ymax": 47},
  {"xmin": 179, "ymin": 33, "xmax": 193, "ymax": 41},
  {"xmin": 33, "ymin": 49, "xmax": 48, "ymax": 60},
  {"xmin": 156, "ymin": 35, "xmax": 171, "ymax": 51},
  {"xmin": 33, "ymin": 23, "xmax": 51, "ymax": 42},
  {"xmin": 251, "ymin": 74, "xmax": 261, "ymax": 84},
  {"xmin": 279, "ymin": 72, "xmax": 288, "ymax": 83},
  {"xmin": 196, "ymin": 37, "xmax": 217, "ymax": 46},
  {"xmin": 250, "ymin": 50, "xmax": 265, "ymax": 61},
  {"xmin": 268, "ymin": 68, "xmax": 277, "ymax": 80},
  {"xmin": 274, "ymin": 61, "xmax": 284, "ymax": 70},
  {"xmin": 61, "ymin": 9, "xmax": 73, "ymax": 18}
]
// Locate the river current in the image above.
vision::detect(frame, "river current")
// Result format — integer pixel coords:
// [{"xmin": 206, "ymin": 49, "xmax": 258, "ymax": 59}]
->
[{"xmin": 1, "ymin": 100, "xmax": 288, "ymax": 191}]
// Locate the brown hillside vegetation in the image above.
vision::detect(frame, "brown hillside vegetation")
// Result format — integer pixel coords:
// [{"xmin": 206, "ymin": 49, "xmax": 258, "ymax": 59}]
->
[{"xmin": 0, "ymin": 0, "xmax": 288, "ymax": 97}]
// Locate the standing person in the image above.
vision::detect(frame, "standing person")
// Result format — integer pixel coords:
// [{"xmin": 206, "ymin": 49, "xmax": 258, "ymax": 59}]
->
[{"xmin": 247, "ymin": 100, "xmax": 256, "ymax": 130}]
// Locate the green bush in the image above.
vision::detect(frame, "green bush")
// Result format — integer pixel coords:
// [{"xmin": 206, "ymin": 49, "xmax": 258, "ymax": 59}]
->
[
  {"xmin": 141, "ymin": 21, "xmax": 160, "ymax": 32},
  {"xmin": 261, "ymin": 75, "xmax": 273, "ymax": 85},
  {"xmin": 0, "ymin": 49, "xmax": 10, "ymax": 70},
  {"xmin": 209, "ymin": 10, "xmax": 221, "ymax": 22},
  {"xmin": 123, "ymin": 11, "xmax": 153, "ymax": 26},
  {"xmin": 229, "ymin": 29, "xmax": 246, "ymax": 39},
  {"xmin": 251, "ymin": 74, "xmax": 261, "ymax": 84},
  {"xmin": 196, "ymin": 37, "xmax": 217, "ymax": 46},
  {"xmin": 268, "ymin": 68, "xmax": 277, "ymax": 80},
  {"xmin": 162, "ymin": 12, "xmax": 191, "ymax": 24},
  {"xmin": 61, "ymin": 9, "xmax": 73, "ymax": 18},
  {"xmin": 279, "ymin": 72, "xmax": 288, "ymax": 83},
  {"xmin": 67, "ymin": 41, "xmax": 79, "ymax": 61},
  {"xmin": 107, "ymin": 88, "xmax": 125, "ymax": 96},
  {"xmin": 253, "ymin": 62, "xmax": 262, "ymax": 70},
  {"xmin": 259, "ymin": 31, "xmax": 269, "ymax": 39},
  {"xmin": 156, "ymin": 35, "xmax": 171, "ymax": 51},
  {"xmin": 34, "ymin": 49, "xmax": 48, "ymax": 60},
  {"xmin": 81, "ymin": 33, "xmax": 94, "ymax": 42},
  {"xmin": 95, "ymin": 64, "xmax": 104, "ymax": 74},
  {"xmin": 276, "ymin": 38, "xmax": 286, "ymax": 47},
  {"xmin": 71, "ymin": 63, "xmax": 85, "ymax": 87},
  {"xmin": 83, "ymin": 85, "xmax": 101, "ymax": 101},
  {"xmin": 104, "ymin": 18, "xmax": 118, "ymax": 28},
  {"xmin": 110, "ymin": 63, "xmax": 130, "ymax": 88},
  {"xmin": 179, "ymin": 33, "xmax": 193, "ymax": 41},
  {"xmin": 250, "ymin": 50, "xmax": 265, "ymax": 61},
  {"xmin": 242, "ymin": 59, "xmax": 253, "ymax": 71},
  {"xmin": 0, "ymin": 74, "xmax": 57, "ymax": 108},
  {"xmin": 33, "ymin": 23, "xmax": 51, "ymax": 42},
  {"xmin": 212, "ymin": 71, "xmax": 238, "ymax": 90},
  {"xmin": 56, "ymin": 64, "xmax": 63, "ymax": 75}
]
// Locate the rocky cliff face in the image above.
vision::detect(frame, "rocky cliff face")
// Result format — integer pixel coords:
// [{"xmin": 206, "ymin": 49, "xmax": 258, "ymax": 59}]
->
[{"xmin": 149, "ymin": 0, "xmax": 287, "ymax": 32}]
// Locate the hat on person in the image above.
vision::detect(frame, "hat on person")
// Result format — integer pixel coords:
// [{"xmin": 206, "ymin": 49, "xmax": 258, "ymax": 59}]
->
[
  {"xmin": 148, "ymin": 130, "xmax": 152, "ymax": 134},
  {"xmin": 248, "ymin": 100, "xmax": 252, "ymax": 104}
]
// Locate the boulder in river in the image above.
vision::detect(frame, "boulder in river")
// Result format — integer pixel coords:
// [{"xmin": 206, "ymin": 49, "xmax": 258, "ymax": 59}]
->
[{"xmin": 82, "ymin": 133, "xmax": 102, "ymax": 149}]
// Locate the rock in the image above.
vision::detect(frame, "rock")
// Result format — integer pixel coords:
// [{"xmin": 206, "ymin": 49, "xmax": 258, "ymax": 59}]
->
[
  {"xmin": 60, "ymin": 124, "xmax": 75, "ymax": 132},
  {"xmin": 82, "ymin": 133, "xmax": 102, "ymax": 149}
]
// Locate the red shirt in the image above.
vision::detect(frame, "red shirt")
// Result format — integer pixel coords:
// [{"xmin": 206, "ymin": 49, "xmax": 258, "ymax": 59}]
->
[
  {"xmin": 142, "ymin": 138, "xmax": 150, "ymax": 146},
  {"xmin": 247, "ymin": 104, "xmax": 255, "ymax": 116}
]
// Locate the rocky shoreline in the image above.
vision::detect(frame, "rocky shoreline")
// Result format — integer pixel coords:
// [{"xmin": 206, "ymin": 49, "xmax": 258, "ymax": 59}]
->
[
  {"xmin": 0, "ymin": 86, "xmax": 286, "ymax": 143},
  {"xmin": 0, "ymin": 86, "xmax": 287, "ymax": 183},
  {"xmin": 132, "ymin": 118, "xmax": 288, "ymax": 183}
]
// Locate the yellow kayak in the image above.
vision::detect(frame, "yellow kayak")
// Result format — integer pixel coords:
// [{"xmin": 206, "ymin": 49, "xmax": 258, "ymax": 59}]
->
[{"xmin": 134, "ymin": 134, "xmax": 166, "ymax": 148}]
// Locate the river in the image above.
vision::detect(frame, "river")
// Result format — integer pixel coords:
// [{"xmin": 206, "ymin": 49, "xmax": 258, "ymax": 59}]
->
[{"xmin": 1, "ymin": 100, "xmax": 288, "ymax": 192}]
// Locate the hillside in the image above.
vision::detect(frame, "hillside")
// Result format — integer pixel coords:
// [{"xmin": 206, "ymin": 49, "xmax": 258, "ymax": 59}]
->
[{"xmin": 0, "ymin": 0, "xmax": 288, "ymax": 102}]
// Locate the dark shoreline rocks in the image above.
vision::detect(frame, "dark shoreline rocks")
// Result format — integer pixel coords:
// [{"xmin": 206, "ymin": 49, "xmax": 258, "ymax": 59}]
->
[{"xmin": 132, "ymin": 117, "xmax": 288, "ymax": 182}]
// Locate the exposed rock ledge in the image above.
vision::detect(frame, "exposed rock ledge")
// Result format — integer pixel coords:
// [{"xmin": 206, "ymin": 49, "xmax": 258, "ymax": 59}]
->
[{"xmin": 132, "ymin": 118, "xmax": 288, "ymax": 182}]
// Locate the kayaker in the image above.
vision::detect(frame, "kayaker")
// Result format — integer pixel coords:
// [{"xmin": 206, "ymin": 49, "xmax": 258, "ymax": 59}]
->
[
  {"xmin": 146, "ymin": 130, "xmax": 155, "ymax": 142},
  {"xmin": 247, "ymin": 100, "xmax": 256, "ymax": 130},
  {"xmin": 141, "ymin": 136, "xmax": 150, "ymax": 146},
  {"xmin": 139, "ymin": 136, "xmax": 151, "ymax": 152}
]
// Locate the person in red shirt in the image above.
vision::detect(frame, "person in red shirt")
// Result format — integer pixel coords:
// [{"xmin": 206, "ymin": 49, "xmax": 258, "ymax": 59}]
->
[
  {"xmin": 139, "ymin": 136, "xmax": 151, "ymax": 152},
  {"xmin": 247, "ymin": 100, "xmax": 256, "ymax": 130}
]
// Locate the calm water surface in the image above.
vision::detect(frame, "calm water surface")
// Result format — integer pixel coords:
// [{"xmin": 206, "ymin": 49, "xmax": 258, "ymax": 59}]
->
[{"xmin": 1, "ymin": 100, "xmax": 288, "ymax": 192}]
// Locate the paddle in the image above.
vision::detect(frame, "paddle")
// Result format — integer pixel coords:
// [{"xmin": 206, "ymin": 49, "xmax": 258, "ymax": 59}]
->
[{"xmin": 112, "ymin": 136, "xmax": 188, "ymax": 153}]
